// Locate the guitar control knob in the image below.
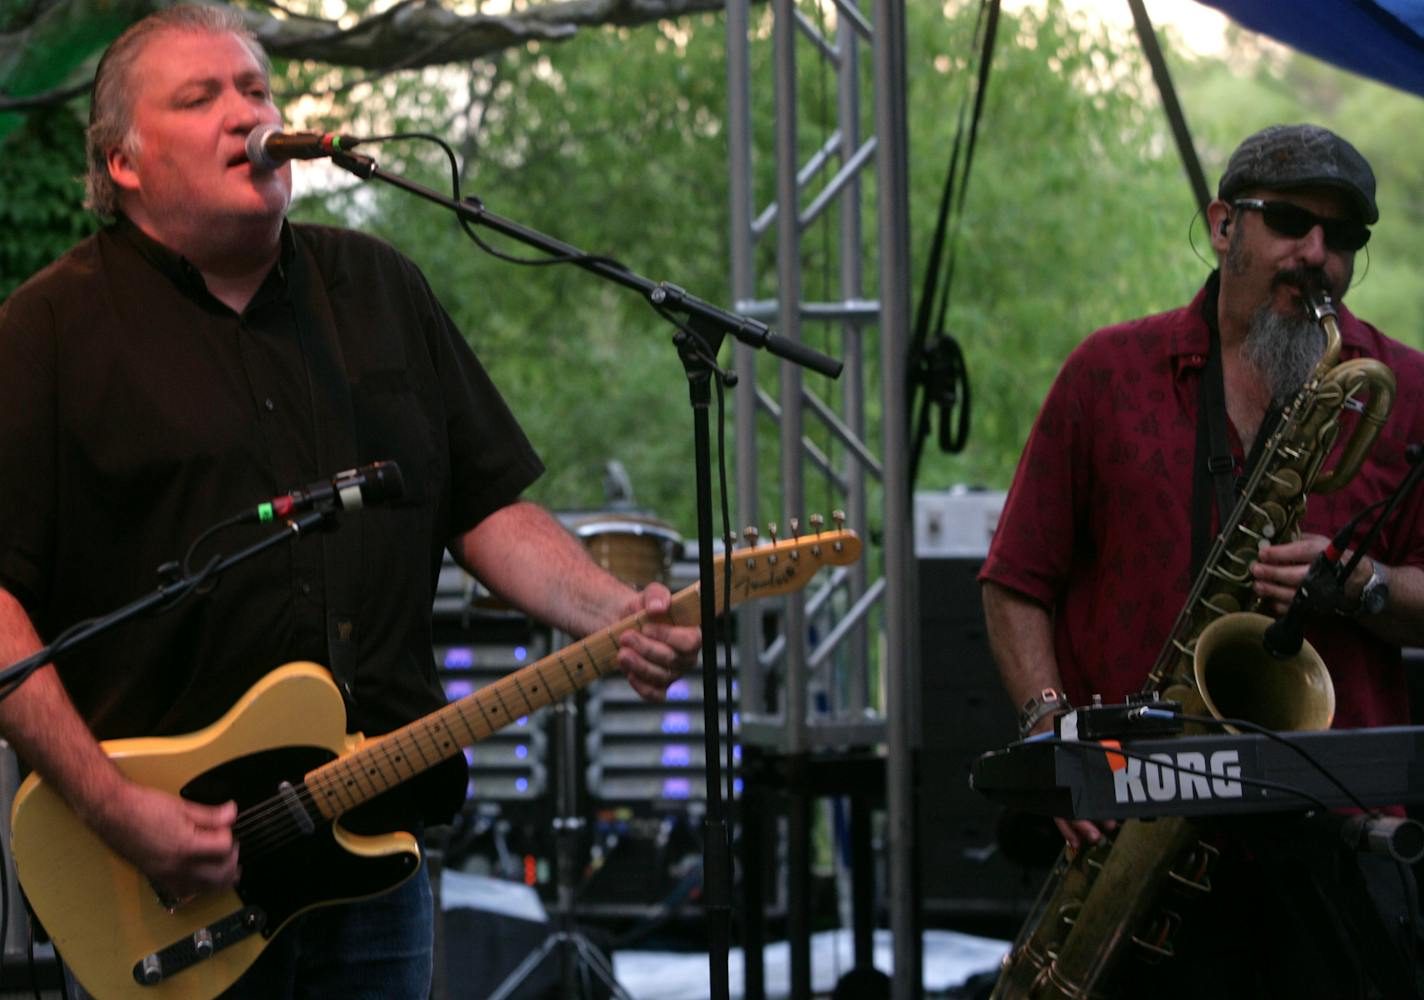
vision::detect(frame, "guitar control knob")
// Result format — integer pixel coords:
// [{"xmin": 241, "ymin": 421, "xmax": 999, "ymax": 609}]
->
[
  {"xmin": 193, "ymin": 926, "xmax": 214, "ymax": 959},
  {"xmin": 140, "ymin": 954, "xmax": 164, "ymax": 984}
]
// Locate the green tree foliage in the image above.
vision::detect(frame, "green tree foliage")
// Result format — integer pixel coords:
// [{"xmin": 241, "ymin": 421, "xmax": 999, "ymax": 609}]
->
[{"xmin": 0, "ymin": 105, "xmax": 94, "ymax": 296}]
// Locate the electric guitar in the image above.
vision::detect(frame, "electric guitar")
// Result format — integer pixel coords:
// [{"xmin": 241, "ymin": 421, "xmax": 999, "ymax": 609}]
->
[{"xmin": 10, "ymin": 527, "xmax": 860, "ymax": 999}]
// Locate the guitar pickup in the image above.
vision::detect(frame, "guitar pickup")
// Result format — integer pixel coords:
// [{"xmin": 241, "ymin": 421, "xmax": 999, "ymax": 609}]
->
[{"xmin": 132, "ymin": 907, "xmax": 266, "ymax": 986}]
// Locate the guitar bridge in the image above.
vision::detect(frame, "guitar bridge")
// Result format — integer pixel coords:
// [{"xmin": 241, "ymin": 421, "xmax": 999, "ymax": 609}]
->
[{"xmin": 131, "ymin": 907, "xmax": 266, "ymax": 986}]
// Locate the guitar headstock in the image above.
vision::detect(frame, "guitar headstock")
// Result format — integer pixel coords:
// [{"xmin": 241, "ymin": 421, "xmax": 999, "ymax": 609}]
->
[{"xmin": 714, "ymin": 512, "xmax": 862, "ymax": 606}]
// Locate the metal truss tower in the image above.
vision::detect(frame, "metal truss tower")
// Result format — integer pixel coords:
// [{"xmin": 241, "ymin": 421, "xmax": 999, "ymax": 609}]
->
[{"xmin": 724, "ymin": 0, "xmax": 918, "ymax": 995}]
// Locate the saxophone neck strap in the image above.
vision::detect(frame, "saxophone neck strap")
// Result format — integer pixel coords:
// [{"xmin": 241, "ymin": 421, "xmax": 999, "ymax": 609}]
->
[
  {"xmin": 1192, "ymin": 320, "xmax": 1283, "ymax": 578},
  {"xmin": 1192, "ymin": 324, "xmax": 1240, "ymax": 578}
]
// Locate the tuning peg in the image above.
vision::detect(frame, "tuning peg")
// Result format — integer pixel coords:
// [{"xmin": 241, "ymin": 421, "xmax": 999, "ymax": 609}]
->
[
  {"xmin": 766, "ymin": 522, "xmax": 778, "ymax": 544},
  {"xmin": 831, "ymin": 510, "xmax": 845, "ymax": 530},
  {"xmin": 789, "ymin": 517, "xmax": 801, "ymax": 539},
  {"xmin": 742, "ymin": 526, "xmax": 759, "ymax": 548},
  {"xmin": 809, "ymin": 514, "xmax": 824, "ymax": 535}
]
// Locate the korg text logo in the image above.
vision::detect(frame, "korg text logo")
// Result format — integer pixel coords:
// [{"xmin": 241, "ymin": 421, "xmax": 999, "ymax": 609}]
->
[{"xmin": 1111, "ymin": 750, "xmax": 1244, "ymax": 804}]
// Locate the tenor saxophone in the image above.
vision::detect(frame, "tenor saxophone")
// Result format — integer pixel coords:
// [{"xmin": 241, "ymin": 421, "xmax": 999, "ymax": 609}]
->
[{"xmin": 991, "ymin": 289, "xmax": 1396, "ymax": 1000}]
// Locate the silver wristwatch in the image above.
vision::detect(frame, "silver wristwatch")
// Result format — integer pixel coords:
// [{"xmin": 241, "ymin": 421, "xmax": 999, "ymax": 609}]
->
[{"xmin": 1358, "ymin": 559, "xmax": 1390, "ymax": 616}]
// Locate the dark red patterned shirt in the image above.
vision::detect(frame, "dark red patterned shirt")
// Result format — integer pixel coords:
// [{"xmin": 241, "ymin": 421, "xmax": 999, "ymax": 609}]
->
[{"xmin": 980, "ymin": 276, "xmax": 1424, "ymax": 729}]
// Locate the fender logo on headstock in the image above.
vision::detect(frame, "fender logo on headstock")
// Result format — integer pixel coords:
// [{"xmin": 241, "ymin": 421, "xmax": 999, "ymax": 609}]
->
[
  {"xmin": 717, "ymin": 521, "xmax": 861, "ymax": 603},
  {"xmin": 732, "ymin": 562, "xmax": 801, "ymax": 598}
]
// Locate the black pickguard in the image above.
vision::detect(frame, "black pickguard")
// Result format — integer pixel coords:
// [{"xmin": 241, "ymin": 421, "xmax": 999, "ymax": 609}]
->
[{"xmin": 181, "ymin": 747, "xmax": 419, "ymax": 936}]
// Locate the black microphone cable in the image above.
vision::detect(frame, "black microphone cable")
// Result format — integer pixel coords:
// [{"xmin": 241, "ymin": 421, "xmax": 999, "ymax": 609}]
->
[{"xmin": 314, "ymin": 129, "xmax": 630, "ymax": 273}]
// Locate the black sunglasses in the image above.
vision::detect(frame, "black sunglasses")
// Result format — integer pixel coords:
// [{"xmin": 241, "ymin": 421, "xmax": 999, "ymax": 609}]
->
[{"xmin": 1231, "ymin": 198, "xmax": 1371, "ymax": 252}]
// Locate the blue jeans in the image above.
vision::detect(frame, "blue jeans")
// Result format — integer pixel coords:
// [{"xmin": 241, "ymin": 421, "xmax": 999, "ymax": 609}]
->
[{"xmin": 64, "ymin": 863, "xmax": 433, "ymax": 1000}]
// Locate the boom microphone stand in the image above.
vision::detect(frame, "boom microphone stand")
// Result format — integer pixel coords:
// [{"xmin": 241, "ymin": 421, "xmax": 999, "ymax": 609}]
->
[{"xmin": 325, "ymin": 148, "xmax": 842, "ymax": 1000}]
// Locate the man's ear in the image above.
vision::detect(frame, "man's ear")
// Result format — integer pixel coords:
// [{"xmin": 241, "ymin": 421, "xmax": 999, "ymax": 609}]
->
[
  {"xmin": 107, "ymin": 145, "xmax": 140, "ymax": 195},
  {"xmin": 1206, "ymin": 200, "xmax": 1232, "ymax": 253}
]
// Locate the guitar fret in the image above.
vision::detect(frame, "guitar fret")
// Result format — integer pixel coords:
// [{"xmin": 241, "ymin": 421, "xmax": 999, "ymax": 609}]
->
[
  {"xmin": 359, "ymin": 757, "xmax": 388, "ymax": 793},
  {"xmin": 350, "ymin": 758, "xmax": 381, "ymax": 797},
  {"xmin": 508, "ymin": 675, "xmax": 536, "ymax": 715},
  {"xmin": 425, "ymin": 718, "xmax": 457, "ymax": 758},
  {"xmin": 490, "ymin": 684, "xmax": 518, "ymax": 724},
  {"xmin": 382, "ymin": 738, "xmax": 416, "ymax": 781},
  {"xmin": 449, "ymin": 705, "xmax": 481, "ymax": 745},
  {"xmin": 556, "ymin": 656, "xmax": 578, "ymax": 692},
  {"xmin": 376, "ymin": 740, "xmax": 410, "ymax": 783}
]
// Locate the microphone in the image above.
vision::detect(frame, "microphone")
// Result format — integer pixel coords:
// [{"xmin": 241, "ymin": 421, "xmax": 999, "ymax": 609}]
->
[
  {"xmin": 246, "ymin": 124, "xmax": 364, "ymax": 171},
  {"xmin": 1261, "ymin": 523, "xmax": 1353, "ymax": 659},
  {"xmin": 253, "ymin": 461, "xmax": 404, "ymax": 523}
]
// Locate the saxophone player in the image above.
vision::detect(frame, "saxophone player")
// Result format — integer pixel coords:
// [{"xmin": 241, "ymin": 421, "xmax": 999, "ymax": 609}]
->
[{"xmin": 981, "ymin": 124, "xmax": 1424, "ymax": 997}]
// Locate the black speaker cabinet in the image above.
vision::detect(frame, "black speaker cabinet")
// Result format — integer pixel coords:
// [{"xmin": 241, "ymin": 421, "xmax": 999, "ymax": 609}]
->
[{"xmin": 917, "ymin": 557, "xmax": 1051, "ymax": 927}]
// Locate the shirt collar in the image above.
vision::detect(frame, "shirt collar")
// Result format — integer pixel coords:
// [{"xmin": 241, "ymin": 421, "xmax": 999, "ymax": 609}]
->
[{"xmin": 108, "ymin": 213, "xmax": 297, "ymax": 310}]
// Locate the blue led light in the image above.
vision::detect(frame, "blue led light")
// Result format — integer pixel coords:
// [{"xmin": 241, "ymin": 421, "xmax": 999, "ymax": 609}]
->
[
  {"xmin": 661, "ymin": 712, "xmax": 691, "ymax": 734},
  {"xmin": 662, "ymin": 778, "xmax": 691, "ymax": 799},
  {"xmin": 733, "ymin": 778, "xmax": 743, "ymax": 795},
  {"xmin": 516, "ymin": 716, "xmax": 529, "ymax": 727},
  {"xmin": 662, "ymin": 745, "xmax": 691, "ymax": 767},
  {"xmin": 443, "ymin": 679, "xmax": 473, "ymax": 701},
  {"xmin": 515, "ymin": 744, "xmax": 528, "ymax": 759},
  {"xmin": 516, "ymin": 777, "xmax": 529, "ymax": 792},
  {"xmin": 667, "ymin": 679, "xmax": 689, "ymax": 701},
  {"xmin": 514, "ymin": 646, "xmax": 528, "ymax": 661},
  {"xmin": 463, "ymin": 748, "xmax": 475, "ymax": 765},
  {"xmin": 443, "ymin": 647, "xmax": 474, "ymax": 669}
]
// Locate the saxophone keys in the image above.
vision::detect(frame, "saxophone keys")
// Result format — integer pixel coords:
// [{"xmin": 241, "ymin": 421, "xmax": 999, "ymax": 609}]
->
[
  {"xmin": 1129, "ymin": 909, "xmax": 1183, "ymax": 962},
  {"xmin": 1166, "ymin": 840, "xmax": 1219, "ymax": 894}
]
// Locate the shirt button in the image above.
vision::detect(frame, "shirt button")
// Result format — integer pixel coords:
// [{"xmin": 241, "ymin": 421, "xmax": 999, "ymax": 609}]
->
[{"xmin": 264, "ymin": 398, "xmax": 276, "ymax": 412}]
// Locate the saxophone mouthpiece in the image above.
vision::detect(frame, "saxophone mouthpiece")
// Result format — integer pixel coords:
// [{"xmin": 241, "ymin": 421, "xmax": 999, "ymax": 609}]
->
[{"xmin": 1302, "ymin": 283, "xmax": 1337, "ymax": 322}]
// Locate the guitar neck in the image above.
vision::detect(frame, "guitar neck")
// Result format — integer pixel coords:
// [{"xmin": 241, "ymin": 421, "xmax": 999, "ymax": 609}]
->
[
  {"xmin": 302, "ymin": 580, "xmax": 703, "ymax": 820},
  {"xmin": 300, "ymin": 527, "xmax": 859, "ymax": 821}
]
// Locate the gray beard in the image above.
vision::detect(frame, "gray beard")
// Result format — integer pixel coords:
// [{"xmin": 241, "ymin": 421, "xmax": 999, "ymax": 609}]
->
[{"xmin": 1240, "ymin": 303, "xmax": 1326, "ymax": 403}]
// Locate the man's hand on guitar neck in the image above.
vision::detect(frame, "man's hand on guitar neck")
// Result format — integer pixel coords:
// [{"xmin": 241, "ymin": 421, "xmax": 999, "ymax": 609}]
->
[
  {"xmin": 452, "ymin": 502, "xmax": 701, "ymax": 702},
  {"xmin": 613, "ymin": 583, "xmax": 701, "ymax": 702}
]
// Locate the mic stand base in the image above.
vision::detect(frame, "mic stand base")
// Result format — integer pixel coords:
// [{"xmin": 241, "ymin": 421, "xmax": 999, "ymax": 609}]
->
[{"xmin": 484, "ymin": 695, "xmax": 633, "ymax": 1000}]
